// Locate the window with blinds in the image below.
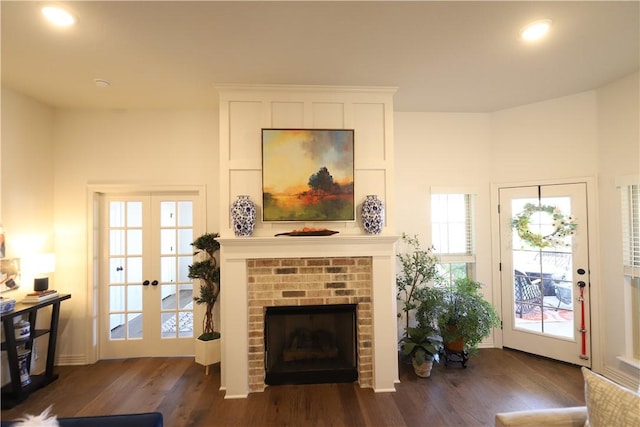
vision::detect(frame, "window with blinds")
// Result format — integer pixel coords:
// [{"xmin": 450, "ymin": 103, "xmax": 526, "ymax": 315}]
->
[
  {"xmin": 431, "ymin": 193, "xmax": 475, "ymax": 284},
  {"xmin": 621, "ymin": 182, "xmax": 640, "ymax": 360},
  {"xmin": 622, "ymin": 184, "xmax": 640, "ymax": 276}
]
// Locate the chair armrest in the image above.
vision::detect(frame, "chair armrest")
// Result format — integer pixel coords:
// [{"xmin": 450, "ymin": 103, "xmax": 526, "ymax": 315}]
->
[{"xmin": 495, "ymin": 406, "xmax": 587, "ymax": 427}]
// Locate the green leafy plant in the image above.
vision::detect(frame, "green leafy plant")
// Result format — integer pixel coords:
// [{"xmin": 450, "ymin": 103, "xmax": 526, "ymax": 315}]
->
[
  {"xmin": 417, "ymin": 277, "xmax": 501, "ymax": 354},
  {"xmin": 188, "ymin": 232, "xmax": 221, "ymax": 341},
  {"xmin": 400, "ymin": 326, "xmax": 443, "ymax": 365},
  {"xmin": 396, "ymin": 233, "xmax": 440, "ymax": 334}
]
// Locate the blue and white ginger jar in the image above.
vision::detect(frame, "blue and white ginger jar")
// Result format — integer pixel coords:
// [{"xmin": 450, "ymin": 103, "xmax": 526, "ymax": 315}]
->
[
  {"xmin": 231, "ymin": 195, "xmax": 256, "ymax": 237},
  {"xmin": 361, "ymin": 195, "xmax": 385, "ymax": 235}
]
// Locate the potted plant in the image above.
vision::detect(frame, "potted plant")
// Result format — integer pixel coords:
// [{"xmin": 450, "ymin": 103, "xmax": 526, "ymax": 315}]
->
[
  {"xmin": 396, "ymin": 233, "xmax": 440, "ymax": 335},
  {"xmin": 188, "ymin": 232, "xmax": 221, "ymax": 373},
  {"xmin": 400, "ymin": 326, "xmax": 443, "ymax": 377},
  {"xmin": 418, "ymin": 277, "xmax": 501, "ymax": 358}
]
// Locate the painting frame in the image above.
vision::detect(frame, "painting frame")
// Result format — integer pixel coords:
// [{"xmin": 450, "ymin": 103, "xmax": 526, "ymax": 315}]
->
[{"xmin": 262, "ymin": 128, "xmax": 355, "ymax": 222}]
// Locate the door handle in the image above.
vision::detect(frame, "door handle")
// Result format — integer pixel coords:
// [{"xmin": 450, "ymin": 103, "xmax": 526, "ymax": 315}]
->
[
  {"xmin": 143, "ymin": 280, "xmax": 150, "ymax": 286},
  {"xmin": 151, "ymin": 280, "xmax": 158, "ymax": 286}
]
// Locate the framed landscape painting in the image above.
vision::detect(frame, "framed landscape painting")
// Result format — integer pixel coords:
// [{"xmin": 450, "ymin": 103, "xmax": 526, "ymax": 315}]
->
[{"xmin": 262, "ymin": 129, "xmax": 355, "ymax": 222}]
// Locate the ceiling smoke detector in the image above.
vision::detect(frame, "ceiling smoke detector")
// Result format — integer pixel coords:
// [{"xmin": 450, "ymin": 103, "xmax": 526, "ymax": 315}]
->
[{"xmin": 94, "ymin": 79, "xmax": 111, "ymax": 88}]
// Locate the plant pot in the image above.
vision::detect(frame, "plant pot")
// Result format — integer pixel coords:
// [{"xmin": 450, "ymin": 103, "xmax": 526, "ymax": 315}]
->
[
  {"xmin": 195, "ymin": 337, "xmax": 221, "ymax": 375},
  {"xmin": 444, "ymin": 325, "xmax": 465, "ymax": 352},
  {"xmin": 411, "ymin": 357, "xmax": 434, "ymax": 378}
]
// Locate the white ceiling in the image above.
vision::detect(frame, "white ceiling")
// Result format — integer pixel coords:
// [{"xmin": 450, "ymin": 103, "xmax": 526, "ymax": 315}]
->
[{"xmin": 2, "ymin": 1, "xmax": 638, "ymax": 112}]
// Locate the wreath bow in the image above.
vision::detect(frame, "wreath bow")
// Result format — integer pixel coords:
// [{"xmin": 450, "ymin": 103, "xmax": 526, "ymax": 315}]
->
[{"xmin": 512, "ymin": 203, "xmax": 577, "ymax": 248}]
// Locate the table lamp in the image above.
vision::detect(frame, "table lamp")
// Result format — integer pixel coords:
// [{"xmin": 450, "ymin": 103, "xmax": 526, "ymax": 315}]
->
[{"xmin": 33, "ymin": 253, "xmax": 55, "ymax": 293}]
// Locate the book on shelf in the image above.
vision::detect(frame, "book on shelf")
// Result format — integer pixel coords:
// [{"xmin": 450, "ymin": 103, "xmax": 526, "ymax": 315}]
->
[{"xmin": 22, "ymin": 290, "xmax": 59, "ymax": 304}]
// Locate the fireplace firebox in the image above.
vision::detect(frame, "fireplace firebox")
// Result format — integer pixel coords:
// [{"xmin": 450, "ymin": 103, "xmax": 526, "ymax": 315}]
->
[{"xmin": 264, "ymin": 304, "xmax": 358, "ymax": 385}]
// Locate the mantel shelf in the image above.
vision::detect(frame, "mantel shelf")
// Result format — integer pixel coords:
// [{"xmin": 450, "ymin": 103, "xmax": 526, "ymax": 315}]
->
[{"xmin": 218, "ymin": 234, "xmax": 398, "ymax": 260}]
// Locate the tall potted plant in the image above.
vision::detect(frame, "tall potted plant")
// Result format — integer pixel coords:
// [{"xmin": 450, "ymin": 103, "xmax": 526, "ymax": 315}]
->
[
  {"xmin": 396, "ymin": 233, "xmax": 440, "ymax": 335},
  {"xmin": 188, "ymin": 232, "xmax": 221, "ymax": 373}
]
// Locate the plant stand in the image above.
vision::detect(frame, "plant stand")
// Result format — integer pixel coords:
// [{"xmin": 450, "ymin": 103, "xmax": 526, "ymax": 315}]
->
[
  {"xmin": 441, "ymin": 348, "xmax": 468, "ymax": 368},
  {"xmin": 195, "ymin": 338, "xmax": 221, "ymax": 375}
]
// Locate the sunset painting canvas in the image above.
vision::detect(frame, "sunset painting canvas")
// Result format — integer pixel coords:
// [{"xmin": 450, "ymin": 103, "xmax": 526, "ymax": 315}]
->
[{"xmin": 262, "ymin": 129, "xmax": 355, "ymax": 221}]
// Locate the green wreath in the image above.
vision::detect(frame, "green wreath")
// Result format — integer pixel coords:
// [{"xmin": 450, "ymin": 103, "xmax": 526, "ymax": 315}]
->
[{"xmin": 512, "ymin": 203, "xmax": 577, "ymax": 248}]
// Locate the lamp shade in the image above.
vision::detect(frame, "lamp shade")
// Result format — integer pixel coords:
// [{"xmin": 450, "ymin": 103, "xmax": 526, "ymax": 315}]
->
[{"xmin": 36, "ymin": 253, "xmax": 55, "ymax": 275}]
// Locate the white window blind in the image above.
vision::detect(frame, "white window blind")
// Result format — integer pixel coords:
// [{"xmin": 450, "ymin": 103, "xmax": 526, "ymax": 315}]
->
[
  {"xmin": 431, "ymin": 193, "xmax": 474, "ymax": 259},
  {"xmin": 622, "ymin": 184, "xmax": 640, "ymax": 278},
  {"xmin": 431, "ymin": 192, "xmax": 476, "ymax": 283}
]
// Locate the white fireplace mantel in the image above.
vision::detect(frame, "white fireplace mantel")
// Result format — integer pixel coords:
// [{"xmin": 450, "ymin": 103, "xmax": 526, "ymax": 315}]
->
[{"xmin": 218, "ymin": 234, "xmax": 400, "ymax": 398}]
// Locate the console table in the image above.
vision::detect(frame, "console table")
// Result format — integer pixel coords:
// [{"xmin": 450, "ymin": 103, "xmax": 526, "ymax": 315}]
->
[{"xmin": 1, "ymin": 294, "xmax": 71, "ymax": 409}]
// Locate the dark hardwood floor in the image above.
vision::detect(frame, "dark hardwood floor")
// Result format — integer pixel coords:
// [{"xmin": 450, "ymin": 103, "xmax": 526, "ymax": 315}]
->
[{"xmin": 1, "ymin": 348, "xmax": 585, "ymax": 426}]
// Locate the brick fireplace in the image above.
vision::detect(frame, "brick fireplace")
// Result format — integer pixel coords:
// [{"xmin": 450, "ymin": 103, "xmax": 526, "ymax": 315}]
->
[{"xmin": 218, "ymin": 235, "xmax": 398, "ymax": 399}]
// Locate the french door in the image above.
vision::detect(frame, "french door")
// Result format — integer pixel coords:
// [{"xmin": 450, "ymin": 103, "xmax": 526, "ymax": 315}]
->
[
  {"xmin": 99, "ymin": 192, "xmax": 201, "ymax": 358},
  {"xmin": 499, "ymin": 183, "xmax": 591, "ymax": 366}
]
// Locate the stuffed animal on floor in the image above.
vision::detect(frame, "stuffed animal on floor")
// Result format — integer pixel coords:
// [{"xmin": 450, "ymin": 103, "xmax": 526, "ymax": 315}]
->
[{"xmin": 11, "ymin": 406, "xmax": 59, "ymax": 427}]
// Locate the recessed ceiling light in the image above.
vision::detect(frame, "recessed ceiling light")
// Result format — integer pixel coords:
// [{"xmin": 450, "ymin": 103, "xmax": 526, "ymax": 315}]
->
[
  {"xmin": 42, "ymin": 6, "xmax": 76, "ymax": 27},
  {"xmin": 520, "ymin": 19, "xmax": 552, "ymax": 42}
]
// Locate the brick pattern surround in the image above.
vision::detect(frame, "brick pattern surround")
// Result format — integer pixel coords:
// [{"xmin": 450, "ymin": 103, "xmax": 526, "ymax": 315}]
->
[{"xmin": 247, "ymin": 256, "xmax": 373, "ymax": 392}]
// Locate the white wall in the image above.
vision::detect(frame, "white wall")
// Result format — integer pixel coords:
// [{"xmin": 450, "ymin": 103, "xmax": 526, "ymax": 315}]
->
[
  {"xmin": 50, "ymin": 108, "xmax": 219, "ymax": 362},
  {"xmin": 595, "ymin": 72, "xmax": 640, "ymax": 384},
  {"xmin": 1, "ymin": 86, "xmax": 55, "ymax": 383}
]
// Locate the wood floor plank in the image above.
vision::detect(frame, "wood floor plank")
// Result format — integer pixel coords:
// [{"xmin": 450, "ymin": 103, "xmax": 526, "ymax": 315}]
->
[{"xmin": 1, "ymin": 349, "xmax": 586, "ymax": 426}]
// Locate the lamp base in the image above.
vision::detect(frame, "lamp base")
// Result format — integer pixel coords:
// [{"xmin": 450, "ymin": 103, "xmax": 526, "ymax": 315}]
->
[{"xmin": 33, "ymin": 277, "xmax": 49, "ymax": 292}]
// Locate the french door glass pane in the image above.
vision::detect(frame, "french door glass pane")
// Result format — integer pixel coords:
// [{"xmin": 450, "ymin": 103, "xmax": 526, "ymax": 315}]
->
[
  {"xmin": 177, "ymin": 202, "xmax": 193, "ymax": 227},
  {"xmin": 127, "ymin": 313, "xmax": 143, "ymax": 339},
  {"xmin": 110, "ymin": 286, "xmax": 125, "ymax": 312},
  {"xmin": 160, "ymin": 202, "xmax": 176, "ymax": 227},
  {"xmin": 127, "ymin": 285, "xmax": 142, "ymax": 311},
  {"xmin": 109, "ymin": 202, "xmax": 125, "ymax": 227},
  {"xmin": 127, "ymin": 257, "xmax": 142, "ymax": 283},
  {"xmin": 179, "ymin": 284, "xmax": 193, "ymax": 304},
  {"xmin": 161, "ymin": 229, "xmax": 176, "ymax": 255},
  {"xmin": 110, "ymin": 314, "xmax": 125, "ymax": 339},
  {"xmin": 110, "ymin": 258, "xmax": 125, "ymax": 283},
  {"xmin": 161, "ymin": 257, "xmax": 176, "ymax": 283},
  {"xmin": 110, "ymin": 230, "xmax": 125, "ymax": 255},
  {"xmin": 161, "ymin": 284, "xmax": 175, "ymax": 306},
  {"xmin": 178, "ymin": 256, "xmax": 191, "ymax": 282},
  {"xmin": 127, "ymin": 202, "xmax": 143, "ymax": 227},
  {"xmin": 127, "ymin": 229, "xmax": 142, "ymax": 255},
  {"xmin": 178, "ymin": 229, "xmax": 193, "ymax": 254}
]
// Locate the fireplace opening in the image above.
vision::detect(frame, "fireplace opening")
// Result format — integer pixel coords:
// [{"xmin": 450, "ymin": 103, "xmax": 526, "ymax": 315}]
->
[{"xmin": 264, "ymin": 304, "xmax": 358, "ymax": 385}]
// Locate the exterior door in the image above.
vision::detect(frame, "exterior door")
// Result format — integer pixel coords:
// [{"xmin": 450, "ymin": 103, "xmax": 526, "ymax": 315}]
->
[
  {"xmin": 499, "ymin": 183, "xmax": 591, "ymax": 366},
  {"xmin": 100, "ymin": 193, "xmax": 200, "ymax": 358}
]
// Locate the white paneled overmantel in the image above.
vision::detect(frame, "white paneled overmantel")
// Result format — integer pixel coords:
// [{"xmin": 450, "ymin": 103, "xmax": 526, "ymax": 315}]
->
[
  {"xmin": 216, "ymin": 84, "xmax": 398, "ymax": 238},
  {"xmin": 215, "ymin": 84, "xmax": 400, "ymax": 399}
]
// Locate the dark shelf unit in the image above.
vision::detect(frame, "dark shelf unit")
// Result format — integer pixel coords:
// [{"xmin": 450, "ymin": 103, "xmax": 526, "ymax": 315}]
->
[{"xmin": 1, "ymin": 294, "xmax": 71, "ymax": 409}]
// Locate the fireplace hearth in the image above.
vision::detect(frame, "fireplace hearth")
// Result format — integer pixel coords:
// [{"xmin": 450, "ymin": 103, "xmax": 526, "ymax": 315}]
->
[{"xmin": 264, "ymin": 304, "xmax": 357, "ymax": 385}]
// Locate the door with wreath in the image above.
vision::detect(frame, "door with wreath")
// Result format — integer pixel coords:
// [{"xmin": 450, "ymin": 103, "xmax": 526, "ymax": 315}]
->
[{"xmin": 499, "ymin": 183, "xmax": 591, "ymax": 367}]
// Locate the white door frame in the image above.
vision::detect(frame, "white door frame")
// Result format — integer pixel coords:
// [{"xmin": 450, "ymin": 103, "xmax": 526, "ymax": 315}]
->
[
  {"xmin": 85, "ymin": 184, "xmax": 207, "ymax": 364},
  {"xmin": 490, "ymin": 176, "xmax": 603, "ymax": 372}
]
